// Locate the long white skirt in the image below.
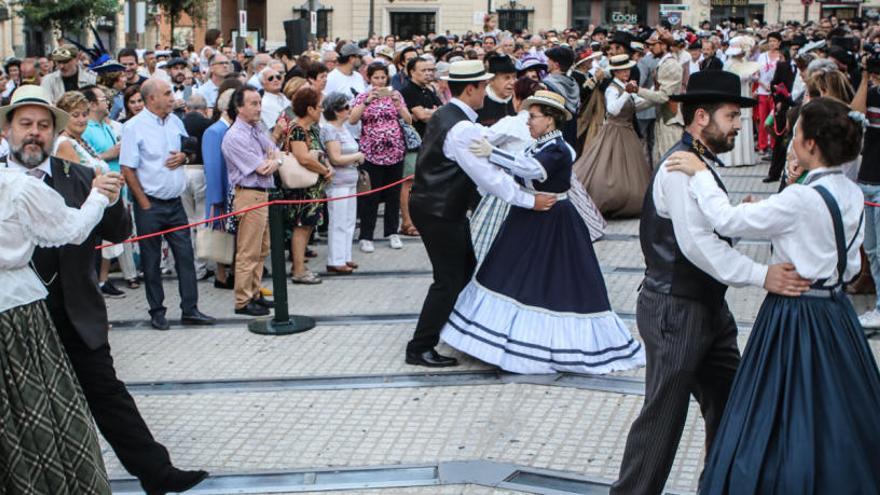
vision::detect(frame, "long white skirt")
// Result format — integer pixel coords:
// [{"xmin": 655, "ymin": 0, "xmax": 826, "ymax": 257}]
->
[{"xmin": 719, "ymin": 109, "xmax": 756, "ymax": 167}]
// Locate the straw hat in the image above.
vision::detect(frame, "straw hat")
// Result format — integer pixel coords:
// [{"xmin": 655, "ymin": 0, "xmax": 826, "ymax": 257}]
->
[
  {"xmin": 439, "ymin": 60, "xmax": 493, "ymax": 82},
  {"xmin": 0, "ymin": 85, "xmax": 70, "ymax": 131},
  {"xmin": 608, "ymin": 54, "xmax": 637, "ymax": 71},
  {"xmin": 522, "ymin": 90, "xmax": 572, "ymax": 121}
]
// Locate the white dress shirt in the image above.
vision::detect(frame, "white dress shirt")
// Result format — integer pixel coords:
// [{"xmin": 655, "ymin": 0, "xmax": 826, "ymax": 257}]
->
[
  {"xmin": 606, "ymin": 79, "xmax": 652, "ymax": 116},
  {"xmin": 444, "ymin": 98, "xmax": 535, "ymax": 210},
  {"xmin": 196, "ymin": 79, "xmax": 220, "ymax": 108},
  {"xmin": 119, "ymin": 108, "xmax": 189, "ymax": 200},
  {"xmin": 689, "ymin": 168, "xmax": 862, "ymax": 283},
  {"xmin": 261, "ymin": 91, "xmax": 291, "ymax": 130},
  {"xmin": 0, "ymin": 167, "xmax": 108, "ymax": 313},
  {"xmin": 652, "ymin": 155, "xmax": 768, "ymax": 289}
]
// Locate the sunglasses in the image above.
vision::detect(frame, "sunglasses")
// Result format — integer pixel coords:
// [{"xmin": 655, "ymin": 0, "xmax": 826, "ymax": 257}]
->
[{"xmin": 267, "ymin": 74, "xmax": 282, "ymax": 81}]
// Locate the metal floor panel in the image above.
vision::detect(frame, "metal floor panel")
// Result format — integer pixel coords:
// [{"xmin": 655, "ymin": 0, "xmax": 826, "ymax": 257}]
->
[{"xmin": 110, "ymin": 461, "xmax": 693, "ymax": 494}]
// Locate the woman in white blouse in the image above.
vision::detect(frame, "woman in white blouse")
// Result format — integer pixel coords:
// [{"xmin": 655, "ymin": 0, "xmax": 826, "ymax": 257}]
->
[
  {"xmin": 0, "ymin": 167, "xmax": 120, "ymax": 492},
  {"xmin": 320, "ymin": 92, "xmax": 364, "ymax": 274},
  {"xmin": 573, "ymin": 54, "xmax": 653, "ymax": 218},
  {"xmin": 666, "ymin": 97, "xmax": 880, "ymax": 493}
]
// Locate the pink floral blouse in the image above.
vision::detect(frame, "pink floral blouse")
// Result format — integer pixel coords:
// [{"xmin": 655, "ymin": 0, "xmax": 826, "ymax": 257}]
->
[{"xmin": 352, "ymin": 90, "xmax": 406, "ymax": 165}]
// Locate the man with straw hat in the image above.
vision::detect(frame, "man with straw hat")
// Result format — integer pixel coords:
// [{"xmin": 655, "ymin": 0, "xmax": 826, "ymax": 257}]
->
[
  {"xmin": 405, "ymin": 60, "xmax": 558, "ymax": 368},
  {"xmin": 1, "ymin": 85, "xmax": 210, "ymax": 495},
  {"xmin": 635, "ymin": 31, "xmax": 685, "ymax": 165},
  {"xmin": 612, "ymin": 70, "xmax": 812, "ymax": 494}
]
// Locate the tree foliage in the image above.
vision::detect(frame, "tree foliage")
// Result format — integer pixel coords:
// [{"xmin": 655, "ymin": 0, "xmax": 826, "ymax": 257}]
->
[
  {"xmin": 14, "ymin": 0, "xmax": 120, "ymax": 33},
  {"xmin": 152, "ymin": 0, "xmax": 210, "ymax": 40}
]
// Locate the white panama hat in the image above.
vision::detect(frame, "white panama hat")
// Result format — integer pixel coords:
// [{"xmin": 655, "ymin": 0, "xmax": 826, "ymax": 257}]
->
[
  {"xmin": 0, "ymin": 85, "xmax": 70, "ymax": 132},
  {"xmin": 440, "ymin": 60, "xmax": 494, "ymax": 82}
]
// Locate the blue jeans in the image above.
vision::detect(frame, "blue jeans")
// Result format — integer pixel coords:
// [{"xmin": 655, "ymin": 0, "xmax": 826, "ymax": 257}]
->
[{"xmin": 859, "ymin": 183, "xmax": 880, "ymax": 310}]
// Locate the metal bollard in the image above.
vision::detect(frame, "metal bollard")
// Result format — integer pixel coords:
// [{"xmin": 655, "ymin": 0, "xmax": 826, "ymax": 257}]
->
[{"xmin": 248, "ymin": 202, "xmax": 316, "ymax": 335}]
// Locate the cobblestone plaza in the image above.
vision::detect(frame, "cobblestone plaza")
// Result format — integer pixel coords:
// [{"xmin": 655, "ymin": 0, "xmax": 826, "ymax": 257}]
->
[{"xmin": 102, "ymin": 163, "xmax": 880, "ymax": 494}]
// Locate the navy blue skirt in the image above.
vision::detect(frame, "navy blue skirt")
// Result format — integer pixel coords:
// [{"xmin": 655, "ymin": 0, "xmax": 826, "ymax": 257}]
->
[{"xmin": 700, "ymin": 292, "xmax": 880, "ymax": 494}]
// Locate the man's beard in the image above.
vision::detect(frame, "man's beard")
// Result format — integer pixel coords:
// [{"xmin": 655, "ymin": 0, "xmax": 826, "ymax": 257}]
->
[
  {"xmin": 702, "ymin": 120, "xmax": 737, "ymax": 154},
  {"xmin": 173, "ymin": 75, "xmax": 186, "ymax": 84},
  {"xmin": 10, "ymin": 137, "xmax": 50, "ymax": 168}
]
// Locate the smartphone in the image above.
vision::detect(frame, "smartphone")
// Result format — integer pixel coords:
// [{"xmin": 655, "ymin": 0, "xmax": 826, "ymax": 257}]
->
[{"xmin": 375, "ymin": 86, "xmax": 393, "ymax": 97}]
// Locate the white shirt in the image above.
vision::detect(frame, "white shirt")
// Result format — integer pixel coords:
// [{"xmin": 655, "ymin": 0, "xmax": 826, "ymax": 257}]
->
[
  {"xmin": 196, "ymin": 79, "xmax": 220, "ymax": 108},
  {"xmin": 324, "ymin": 68, "xmax": 367, "ymax": 99},
  {"xmin": 652, "ymin": 155, "xmax": 768, "ymax": 289},
  {"xmin": 756, "ymin": 51, "xmax": 779, "ymax": 96},
  {"xmin": 119, "ymin": 108, "xmax": 189, "ymax": 199},
  {"xmin": 444, "ymin": 98, "xmax": 535, "ymax": 210},
  {"xmin": 0, "ymin": 167, "xmax": 108, "ymax": 313},
  {"xmin": 606, "ymin": 79, "xmax": 651, "ymax": 116},
  {"xmin": 247, "ymin": 72, "xmax": 263, "ymax": 91},
  {"xmin": 487, "ymin": 110, "xmax": 532, "ymax": 153},
  {"xmin": 688, "ymin": 168, "xmax": 862, "ymax": 283},
  {"xmin": 0, "ymin": 138, "xmax": 8, "ymax": 160},
  {"xmin": 261, "ymin": 91, "xmax": 291, "ymax": 130}
]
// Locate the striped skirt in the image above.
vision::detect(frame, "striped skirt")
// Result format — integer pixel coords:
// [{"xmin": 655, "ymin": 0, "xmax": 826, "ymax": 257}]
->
[{"xmin": 0, "ymin": 301, "xmax": 110, "ymax": 494}]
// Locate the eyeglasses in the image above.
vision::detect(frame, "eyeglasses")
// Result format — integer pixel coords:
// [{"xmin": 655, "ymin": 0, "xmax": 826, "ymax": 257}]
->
[
  {"xmin": 211, "ymin": 61, "xmax": 231, "ymax": 66},
  {"xmin": 266, "ymin": 74, "xmax": 282, "ymax": 81}
]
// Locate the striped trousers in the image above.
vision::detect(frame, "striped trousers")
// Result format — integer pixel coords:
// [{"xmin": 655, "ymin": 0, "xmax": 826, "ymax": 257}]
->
[{"xmin": 611, "ymin": 289, "xmax": 741, "ymax": 495}]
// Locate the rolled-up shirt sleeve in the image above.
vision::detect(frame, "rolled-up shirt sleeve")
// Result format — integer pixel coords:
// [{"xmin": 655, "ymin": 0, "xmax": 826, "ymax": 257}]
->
[{"xmin": 444, "ymin": 121, "xmax": 535, "ymax": 210}]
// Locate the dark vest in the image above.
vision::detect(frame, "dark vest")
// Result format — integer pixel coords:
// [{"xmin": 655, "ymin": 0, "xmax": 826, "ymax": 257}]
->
[
  {"xmin": 410, "ymin": 103, "xmax": 477, "ymax": 220},
  {"xmin": 640, "ymin": 135, "xmax": 732, "ymax": 305}
]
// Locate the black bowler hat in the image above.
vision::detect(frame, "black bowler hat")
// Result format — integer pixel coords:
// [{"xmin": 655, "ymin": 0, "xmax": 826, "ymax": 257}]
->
[
  {"xmin": 487, "ymin": 54, "xmax": 517, "ymax": 74},
  {"xmin": 670, "ymin": 70, "xmax": 757, "ymax": 107},
  {"xmin": 610, "ymin": 31, "xmax": 634, "ymax": 50}
]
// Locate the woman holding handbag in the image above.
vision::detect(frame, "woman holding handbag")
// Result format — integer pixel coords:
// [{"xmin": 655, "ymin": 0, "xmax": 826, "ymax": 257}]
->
[
  {"xmin": 349, "ymin": 62, "xmax": 412, "ymax": 253},
  {"xmin": 321, "ymin": 92, "xmax": 365, "ymax": 275},
  {"xmin": 279, "ymin": 87, "xmax": 333, "ymax": 285}
]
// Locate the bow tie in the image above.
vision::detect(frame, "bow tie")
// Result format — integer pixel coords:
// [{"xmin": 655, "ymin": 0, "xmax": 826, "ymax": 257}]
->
[{"xmin": 174, "ymin": 85, "xmax": 185, "ymax": 92}]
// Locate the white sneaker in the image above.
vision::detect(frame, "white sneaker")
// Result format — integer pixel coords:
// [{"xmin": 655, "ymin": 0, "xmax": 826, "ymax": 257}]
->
[
  {"xmin": 359, "ymin": 240, "xmax": 375, "ymax": 253},
  {"xmin": 389, "ymin": 234, "xmax": 404, "ymax": 249},
  {"xmin": 859, "ymin": 309, "xmax": 880, "ymax": 329}
]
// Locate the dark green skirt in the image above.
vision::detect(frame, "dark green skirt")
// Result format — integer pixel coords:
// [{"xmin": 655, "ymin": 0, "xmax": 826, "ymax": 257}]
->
[{"xmin": 0, "ymin": 301, "xmax": 110, "ymax": 494}]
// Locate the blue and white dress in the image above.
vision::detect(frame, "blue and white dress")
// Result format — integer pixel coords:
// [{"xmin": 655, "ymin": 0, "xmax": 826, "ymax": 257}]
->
[{"xmin": 441, "ymin": 130, "xmax": 645, "ymax": 375}]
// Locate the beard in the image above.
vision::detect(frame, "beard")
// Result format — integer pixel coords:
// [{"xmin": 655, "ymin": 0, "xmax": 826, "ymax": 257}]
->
[
  {"xmin": 10, "ymin": 136, "xmax": 50, "ymax": 168},
  {"xmin": 703, "ymin": 120, "xmax": 737, "ymax": 154}
]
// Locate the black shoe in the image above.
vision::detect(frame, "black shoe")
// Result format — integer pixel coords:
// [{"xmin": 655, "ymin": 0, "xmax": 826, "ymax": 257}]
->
[
  {"xmin": 254, "ymin": 295, "xmax": 275, "ymax": 308},
  {"xmin": 761, "ymin": 176, "xmax": 779, "ymax": 183},
  {"xmin": 142, "ymin": 467, "xmax": 209, "ymax": 495},
  {"xmin": 100, "ymin": 280, "xmax": 126, "ymax": 298},
  {"xmin": 235, "ymin": 301, "xmax": 270, "ymax": 316},
  {"xmin": 150, "ymin": 313, "xmax": 170, "ymax": 331},
  {"xmin": 405, "ymin": 349, "xmax": 459, "ymax": 367},
  {"xmin": 213, "ymin": 277, "xmax": 234, "ymax": 290},
  {"xmin": 181, "ymin": 309, "xmax": 216, "ymax": 326}
]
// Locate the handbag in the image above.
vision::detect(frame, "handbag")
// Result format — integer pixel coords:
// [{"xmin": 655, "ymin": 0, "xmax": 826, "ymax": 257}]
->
[
  {"xmin": 278, "ymin": 151, "xmax": 319, "ymax": 189},
  {"xmin": 196, "ymin": 226, "xmax": 235, "ymax": 264},
  {"xmin": 399, "ymin": 118, "xmax": 422, "ymax": 151},
  {"xmin": 356, "ymin": 169, "xmax": 372, "ymax": 194}
]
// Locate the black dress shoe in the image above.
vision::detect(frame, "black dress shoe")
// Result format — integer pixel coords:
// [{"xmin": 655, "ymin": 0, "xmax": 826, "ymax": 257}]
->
[
  {"xmin": 213, "ymin": 277, "xmax": 234, "ymax": 290},
  {"xmin": 761, "ymin": 176, "xmax": 779, "ymax": 183},
  {"xmin": 235, "ymin": 301, "xmax": 270, "ymax": 316},
  {"xmin": 254, "ymin": 295, "xmax": 275, "ymax": 308},
  {"xmin": 181, "ymin": 309, "xmax": 216, "ymax": 326},
  {"xmin": 405, "ymin": 349, "xmax": 459, "ymax": 367},
  {"xmin": 142, "ymin": 467, "xmax": 209, "ymax": 495},
  {"xmin": 150, "ymin": 314, "xmax": 170, "ymax": 331}
]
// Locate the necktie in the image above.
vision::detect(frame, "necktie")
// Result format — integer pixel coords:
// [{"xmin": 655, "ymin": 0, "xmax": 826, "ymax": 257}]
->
[{"xmin": 27, "ymin": 168, "xmax": 46, "ymax": 180}]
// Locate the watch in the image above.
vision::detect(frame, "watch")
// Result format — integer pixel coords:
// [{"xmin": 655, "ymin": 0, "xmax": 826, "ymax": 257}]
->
[{"xmin": 276, "ymin": 157, "xmax": 283, "ymax": 166}]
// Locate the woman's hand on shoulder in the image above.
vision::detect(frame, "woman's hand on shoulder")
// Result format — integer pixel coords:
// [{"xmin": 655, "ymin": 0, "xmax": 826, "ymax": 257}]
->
[{"xmin": 664, "ymin": 151, "xmax": 706, "ymax": 176}]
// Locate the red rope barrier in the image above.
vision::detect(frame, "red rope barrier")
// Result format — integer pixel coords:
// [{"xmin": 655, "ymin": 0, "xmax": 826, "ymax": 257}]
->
[
  {"xmin": 867, "ymin": 201, "xmax": 880, "ymax": 208},
  {"xmin": 96, "ymin": 174, "xmax": 415, "ymax": 250}
]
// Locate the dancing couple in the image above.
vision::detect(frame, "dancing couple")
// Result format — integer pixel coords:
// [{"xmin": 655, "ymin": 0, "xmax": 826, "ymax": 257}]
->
[
  {"xmin": 613, "ymin": 70, "xmax": 880, "ymax": 494},
  {"xmin": 405, "ymin": 60, "xmax": 643, "ymax": 375}
]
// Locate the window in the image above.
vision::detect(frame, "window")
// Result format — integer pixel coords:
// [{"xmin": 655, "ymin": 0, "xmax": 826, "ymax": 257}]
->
[
  {"xmin": 390, "ymin": 12, "xmax": 436, "ymax": 40},
  {"xmin": 571, "ymin": 0, "xmax": 591, "ymax": 31},
  {"xmin": 603, "ymin": 0, "xmax": 648, "ymax": 26},
  {"xmin": 497, "ymin": 8, "xmax": 532, "ymax": 32}
]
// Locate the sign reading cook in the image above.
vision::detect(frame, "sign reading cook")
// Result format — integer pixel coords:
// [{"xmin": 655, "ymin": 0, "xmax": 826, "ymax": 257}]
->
[{"xmin": 611, "ymin": 11, "xmax": 639, "ymax": 24}]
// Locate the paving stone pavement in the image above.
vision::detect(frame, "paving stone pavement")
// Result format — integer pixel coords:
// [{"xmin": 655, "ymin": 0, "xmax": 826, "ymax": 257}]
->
[{"xmin": 100, "ymin": 162, "xmax": 880, "ymax": 494}]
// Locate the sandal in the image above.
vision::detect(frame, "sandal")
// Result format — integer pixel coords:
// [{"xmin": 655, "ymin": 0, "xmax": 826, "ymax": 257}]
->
[
  {"xmin": 399, "ymin": 224, "xmax": 420, "ymax": 237},
  {"xmin": 346, "ymin": 261, "xmax": 359, "ymax": 269},
  {"xmin": 126, "ymin": 279, "xmax": 140, "ymax": 289},
  {"xmin": 291, "ymin": 271, "xmax": 322, "ymax": 285},
  {"xmin": 305, "ymin": 248, "xmax": 318, "ymax": 258},
  {"xmin": 326, "ymin": 265, "xmax": 354, "ymax": 275}
]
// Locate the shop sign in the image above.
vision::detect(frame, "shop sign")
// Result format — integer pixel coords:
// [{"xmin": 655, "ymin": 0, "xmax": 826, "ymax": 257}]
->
[
  {"xmin": 611, "ymin": 11, "xmax": 639, "ymax": 24},
  {"xmin": 711, "ymin": 0, "xmax": 749, "ymax": 6},
  {"xmin": 660, "ymin": 4, "xmax": 690, "ymax": 12}
]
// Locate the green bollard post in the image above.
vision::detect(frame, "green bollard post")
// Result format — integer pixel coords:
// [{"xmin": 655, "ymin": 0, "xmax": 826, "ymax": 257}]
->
[{"xmin": 248, "ymin": 202, "xmax": 316, "ymax": 335}]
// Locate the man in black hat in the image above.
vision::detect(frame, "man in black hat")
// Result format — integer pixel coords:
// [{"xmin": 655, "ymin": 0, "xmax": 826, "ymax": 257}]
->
[
  {"xmin": 477, "ymin": 54, "xmax": 517, "ymax": 126},
  {"xmin": 613, "ymin": 70, "xmax": 811, "ymax": 495}
]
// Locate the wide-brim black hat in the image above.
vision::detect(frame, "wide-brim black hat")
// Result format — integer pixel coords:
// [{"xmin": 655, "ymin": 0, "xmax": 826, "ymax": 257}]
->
[
  {"xmin": 609, "ymin": 31, "xmax": 633, "ymax": 50},
  {"xmin": 670, "ymin": 70, "xmax": 757, "ymax": 107}
]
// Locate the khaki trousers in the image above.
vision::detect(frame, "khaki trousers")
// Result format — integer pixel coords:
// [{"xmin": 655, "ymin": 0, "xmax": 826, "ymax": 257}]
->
[{"xmin": 233, "ymin": 188, "xmax": 270, "ymax": 309}]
